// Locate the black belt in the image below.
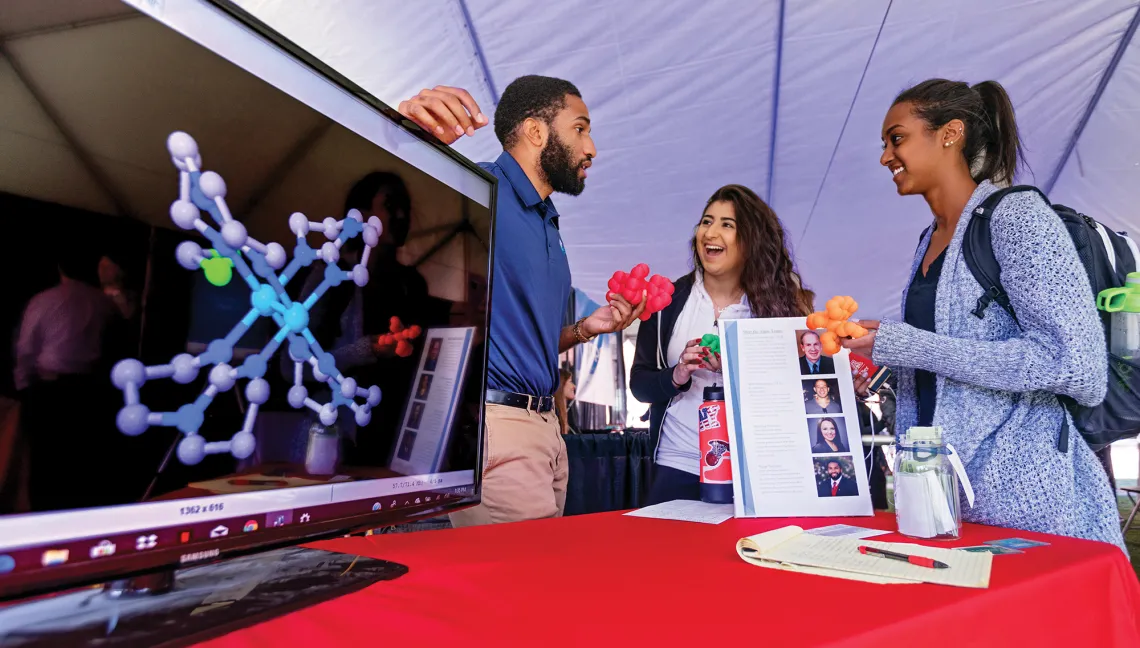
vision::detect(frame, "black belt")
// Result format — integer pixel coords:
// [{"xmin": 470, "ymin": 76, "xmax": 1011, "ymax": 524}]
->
[{"xmin": 486, "ymin": 389, "xmax": 555, "ymax": 413}]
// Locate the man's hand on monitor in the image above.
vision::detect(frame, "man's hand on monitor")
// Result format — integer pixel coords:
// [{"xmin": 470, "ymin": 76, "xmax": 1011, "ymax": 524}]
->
[{"xmin": 398, "ymin": 86, "xmax": 488, "ymax": 145}]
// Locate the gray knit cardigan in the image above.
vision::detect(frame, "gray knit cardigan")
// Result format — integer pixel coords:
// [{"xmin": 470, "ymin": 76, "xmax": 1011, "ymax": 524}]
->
[{"xmin": 873, "ymin": 180, "xmax": 1126, "ymax": 553}]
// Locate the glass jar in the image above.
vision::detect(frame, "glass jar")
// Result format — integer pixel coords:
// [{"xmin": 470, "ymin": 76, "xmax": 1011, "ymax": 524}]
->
[
  {"xmin": 893, "ymin": 427, "xmax": 962, "ymax": 540},
  {"xmin": 304, "ymin": 421, "xmax": 340, "ymax": 475}
]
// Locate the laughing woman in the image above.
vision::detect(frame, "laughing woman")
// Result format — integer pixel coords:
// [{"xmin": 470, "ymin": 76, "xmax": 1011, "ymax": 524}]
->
[
  {"xmin": 844, "ymin": 79, "xmax": 1124, "ymax": 552},
  {"xmin": 631, "ymin": 184, "xmax": 814, "ymax": 504}
]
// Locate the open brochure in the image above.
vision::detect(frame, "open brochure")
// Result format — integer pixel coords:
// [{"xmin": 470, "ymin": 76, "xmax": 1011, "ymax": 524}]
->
[{"xmin": 736, "ymin": 526, "xmax": 992, "ymax": 588}]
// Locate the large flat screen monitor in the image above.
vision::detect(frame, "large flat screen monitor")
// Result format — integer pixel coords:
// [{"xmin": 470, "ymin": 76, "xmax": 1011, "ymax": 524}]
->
[{"xmin": 0, "ymin": 0, "xmax": 494, "ymax": 600}]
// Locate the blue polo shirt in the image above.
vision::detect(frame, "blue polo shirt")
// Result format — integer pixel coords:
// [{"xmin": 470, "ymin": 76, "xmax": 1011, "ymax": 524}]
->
[{"xmin": 480, "ymin": 151, "xmax": 572, "ymax": 397}]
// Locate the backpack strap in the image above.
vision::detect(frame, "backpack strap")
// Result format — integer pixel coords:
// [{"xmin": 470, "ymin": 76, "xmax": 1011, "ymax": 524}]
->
[
  {"xmin": 961, "ymin": 185, "xmax": 1049, "ymax": 328},
  {"xmin": 965, "ymin": 185, "xmax": 1073, "ymax": 452}
]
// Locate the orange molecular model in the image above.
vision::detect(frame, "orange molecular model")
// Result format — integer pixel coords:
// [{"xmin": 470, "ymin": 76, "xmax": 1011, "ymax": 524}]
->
[
  {"xmin": 372, "ymin": 316, "xmax": 422, "ymax": 358},
  {"xmin": 805, "ymin": 296, "xmax": 867, "ymax": 355}
]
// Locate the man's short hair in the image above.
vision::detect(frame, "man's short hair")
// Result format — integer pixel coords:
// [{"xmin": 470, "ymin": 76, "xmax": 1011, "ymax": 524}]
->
[
  {"xmin": 56, "ymin": 237, "xmax": 100, "ymax": 285},
  {"xmin": 800, "ymin": 330, "xmax": 820, "ymax": 346},
  {"xmin": 494, "ymin": 75, "xmax": 582, "ymax": 149}
]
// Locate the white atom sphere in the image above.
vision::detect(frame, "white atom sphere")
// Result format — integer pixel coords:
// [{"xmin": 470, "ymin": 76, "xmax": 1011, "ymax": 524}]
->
[
  {"xmin": 319, "ymin": 403, "xmax": 338, "ymax": 426},
  {"xmin": 177, "ymin": 435, "xmax": 207, "ymax": 466},
  {"xmin": 288, "ymin": 212, "xmax": 309, "ymax": 236},
  {"xmin": 320, "ymin": 242, "xmax": 339, "ymax": 265},
  {"xmin": 209, "ymin": 364, "xmax": 236, "ymax": 392},
  {"xmin": 352, "ymin": 265, "xmax": 369, "ymax": 287},
  {"xmin": 171, "ymin": 353, "xmax": 198, "ymax": 384},
  {"xmin": 367, "ymin": 385, "xmax": 382, "ymax": 407},
  {"xmin": 231, "ymin": 432, "xmax": 256, "ymax": 459},
  {"xmin": 198, "ymin": 171, "xmax": 227, "ymax": 199},
  {"xmin": 287, "ymin": 385, "xmax": 307, "ymax": 408},
  {"xmin": 117, "ymin": 404, "xmax": 150, "ymax": 436},
  {"xmin": 265, "ymin": 242, "xmax": 287, "ymax": 269},
  {"xmin": 355, "ymin": 407, "xmax": 371, "ymax": 426},
  {"xmin": 346, "ymin": 208, "xmax": 363, "ymax": 222},
  {"xmin": 322, "ymin": 217, "xmax": 339, "ymax": 236},
  {"xmin": 362, "ymin": 224, "xmax": 379, "ymax": 247},
  {"xmin": 221, "ymin": 221, "xmax": 248, "ymax": 248},
  {"xmin": 367, "ymin": 216, "xmax": 383, "ymax": 238},
  {"xmin": 246, "ymin": 378, "xmax": 270, "ymax": 405},
  {"xmin": 167, "ymin": 131, "xmax": 199, "ymax": 160},
  {"xmin": 111, "ymin": 359, "xmax": 146, "ymax": 389},
  {"xmin": 340, "ymin": 377, "xmax": 358, "ymax": 399},
  {"xmin": 170, "ymin": 200, "xmax": 200, "ymax": 230},
  {"xmin": 175, "ymin": 241, "xmax": 203, "ymax": 270}
]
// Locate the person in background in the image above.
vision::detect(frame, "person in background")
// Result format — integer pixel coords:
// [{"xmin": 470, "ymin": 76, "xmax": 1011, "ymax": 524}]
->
[
  {"xmin": 630, "ymin": 184, "xmax": 815, "ymax": 505},
  {"xmin": 286, "ymin": 172, "xmax": 439, "ymax": 468},
  {"xmin": 555, "ymin": 367, "xmax": 577, "ymax": 435},
  {"xmin": 844, "ymin": 78, "xmax": 1125, "ymax": 551},
  {"xmin": 14, "ymin": 240, "xmax": 125, "ymax": 511},
  {"xmin": 98, "ymin": 255, "xmax": 138, "ymax": 321},
  {"xmin": 397, "ymin": 78, "xmax": 644, "ymax": 526}
]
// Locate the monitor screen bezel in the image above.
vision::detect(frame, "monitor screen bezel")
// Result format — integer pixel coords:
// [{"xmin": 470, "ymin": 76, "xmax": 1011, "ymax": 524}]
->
[{"xmin": 0, "ymin": 0, "xmax": 495, "ymax": 601}]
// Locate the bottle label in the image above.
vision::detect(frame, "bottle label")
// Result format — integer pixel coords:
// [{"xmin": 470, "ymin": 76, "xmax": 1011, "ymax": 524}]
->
[{"xmin": 699, "ymin": 401, "xmax": 732, "ymax": 485}]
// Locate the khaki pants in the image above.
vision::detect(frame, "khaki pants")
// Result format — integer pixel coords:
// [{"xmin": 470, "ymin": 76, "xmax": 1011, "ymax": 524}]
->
[{"xmin": 449, "ymin": 403, "xmax": 568, "ymax": 527}]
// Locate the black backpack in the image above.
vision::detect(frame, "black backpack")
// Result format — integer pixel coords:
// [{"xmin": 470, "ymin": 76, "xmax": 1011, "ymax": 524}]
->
[{"xmin": 950, "ymin": 185, "xmax": 1140, "ymax": 452}]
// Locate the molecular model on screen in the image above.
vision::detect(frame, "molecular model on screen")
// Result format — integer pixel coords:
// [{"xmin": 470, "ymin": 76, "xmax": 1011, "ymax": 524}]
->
[{"xmin": 111, "ymin": 131, "xmax": 383, "ymax": 466}]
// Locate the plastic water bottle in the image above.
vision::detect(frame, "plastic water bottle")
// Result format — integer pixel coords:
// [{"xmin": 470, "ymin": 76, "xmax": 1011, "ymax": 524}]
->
[
  {"xmin": 698, "ymin": 385, "xmax": 733, "ymax": 504},
  {"xmin": 1098, "ymin": 271, "xmax": 1140, "ymax": 360}
]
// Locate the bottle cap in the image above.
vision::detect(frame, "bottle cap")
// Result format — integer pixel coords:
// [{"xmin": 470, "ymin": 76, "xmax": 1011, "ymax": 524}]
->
[
  {"xmin": 703, "ymin": 385, "xmax": 725, "ymax": 401},
  {"xmin": 907, "ymin": 426, "xmax": 943, "ymax": 442}
]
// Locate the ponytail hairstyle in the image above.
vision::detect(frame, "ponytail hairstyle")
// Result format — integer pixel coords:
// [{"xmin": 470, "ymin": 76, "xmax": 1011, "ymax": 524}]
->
[
  {"xmin": 691, "ymin": 184, "xmax": 815, "ymax": 317},
  {"xmin": 892, "ymin": 79, "xmax": 1026, "ymax": 186}
]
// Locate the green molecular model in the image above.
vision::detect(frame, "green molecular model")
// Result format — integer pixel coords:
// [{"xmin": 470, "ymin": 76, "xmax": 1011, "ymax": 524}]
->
[
  {"xmin": 700, "ymin": 333, "xmax": 720, "ymax": 354},
  {"xmin": 201, "ymin": 249, "xmax": 235, "ymax": 286}
]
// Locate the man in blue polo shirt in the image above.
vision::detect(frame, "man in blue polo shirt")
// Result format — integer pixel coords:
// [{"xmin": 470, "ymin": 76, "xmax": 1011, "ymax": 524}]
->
[{"xmin": 398, "ymin": 77, "xmax": 644, "ymax": 526}]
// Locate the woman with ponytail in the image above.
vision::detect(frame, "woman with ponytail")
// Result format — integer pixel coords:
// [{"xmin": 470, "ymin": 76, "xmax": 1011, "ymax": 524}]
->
[{"xmin": 843, "ymin": 79, "xmax": 1124, "ymax": 551}]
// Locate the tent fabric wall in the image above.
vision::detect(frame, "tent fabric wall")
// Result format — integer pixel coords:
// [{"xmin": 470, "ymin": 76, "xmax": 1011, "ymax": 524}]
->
[{"xmin": 223, "ymin": 1, "xmax": 1140, "ymax": 320}]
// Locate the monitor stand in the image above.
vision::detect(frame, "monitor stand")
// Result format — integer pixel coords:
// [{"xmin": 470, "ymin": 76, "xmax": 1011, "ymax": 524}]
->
[{"xmin": 0, "ymin": 546, "xmax": 407, "ymax": 647}]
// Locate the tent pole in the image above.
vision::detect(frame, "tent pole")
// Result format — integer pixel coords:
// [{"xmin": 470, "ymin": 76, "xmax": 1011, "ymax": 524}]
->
[
  {"xmin": 0, "ymin": 43, "xmax": 133, "ymax": 219},
  {"xmin": 765, "ymin": 0, "xmax": 787, "ymax": 204},
  {"xmin": 457, "ymin": 0, "xmax": 500, "ymax": 104},
  {"xmin": 1045, "ymin": 4, "xmax": 1140, "ymax": 194}
]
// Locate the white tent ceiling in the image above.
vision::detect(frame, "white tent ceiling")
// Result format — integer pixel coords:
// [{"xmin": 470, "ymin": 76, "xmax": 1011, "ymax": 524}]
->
[{"xmin": 15, "ymin": 0, "xmax": 1140, "ymax": 321}]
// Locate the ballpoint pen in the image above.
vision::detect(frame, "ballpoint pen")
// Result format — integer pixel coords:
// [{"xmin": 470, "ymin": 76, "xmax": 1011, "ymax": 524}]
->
[{"xmin": 859, "ymin": 545, "xmax": 948, "ymax": 569}]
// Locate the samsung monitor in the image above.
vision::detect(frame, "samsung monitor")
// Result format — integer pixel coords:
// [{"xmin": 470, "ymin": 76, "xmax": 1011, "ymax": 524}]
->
[{"xmin": 0, "ymin": 0, "xmax": 494, "ymax": 601}]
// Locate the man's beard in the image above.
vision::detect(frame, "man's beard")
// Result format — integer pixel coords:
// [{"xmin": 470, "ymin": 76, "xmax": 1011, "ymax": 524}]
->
[{"xmin": 540, "ymin": 131, "xmax": 586, "ymax": 196}]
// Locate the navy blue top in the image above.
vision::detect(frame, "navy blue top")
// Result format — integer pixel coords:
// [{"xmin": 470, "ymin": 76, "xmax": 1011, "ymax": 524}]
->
[
  {"xmin": 480, "ymin": 152, "xmax": 572, "ymax": 397},
  {"xmin": 905, "ymin": 247, "xmax": 945, "ymax": 427}
]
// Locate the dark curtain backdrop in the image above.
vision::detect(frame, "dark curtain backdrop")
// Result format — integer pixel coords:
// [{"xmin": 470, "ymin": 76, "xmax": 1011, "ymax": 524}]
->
[{"xmin": 563, "ymin": 431, "xmax": 652, "ymax": 516}]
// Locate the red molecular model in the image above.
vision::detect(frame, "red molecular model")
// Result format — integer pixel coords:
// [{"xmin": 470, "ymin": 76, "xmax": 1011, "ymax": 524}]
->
[
  {"xmin": 606, "ymin": 263, "xmax": 674, "ymax": 322},
  {"xmin": 372, "ymin": 316, "xmax": 422, "ymax": 358}
]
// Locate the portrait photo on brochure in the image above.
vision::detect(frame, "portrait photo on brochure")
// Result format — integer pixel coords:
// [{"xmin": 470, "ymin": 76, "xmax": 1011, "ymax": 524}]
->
[
  {"xmin": 407, "ymin": 401, "xmax": 426, "ymax": 429},
  {"xmin": 802, "ymin": 377, "xmax": 842, "ymax": 414},
  {"xmin": 807, "ymin": 416, "xmax": 850, "ymax": 454},
  {"xmin": 796, "ymin": 329, "xmax": 835, "ymax": 376},
  {"xmin": 416, "ymin": 373, "xmax": 434, "ymax": 400},
  {"xmin": 424, "ymin": 338, "xmax": 443, "ymax": 372},
  {"xmin": 814, "ymin": 456, "xmax": 859, "ymax": 498}
]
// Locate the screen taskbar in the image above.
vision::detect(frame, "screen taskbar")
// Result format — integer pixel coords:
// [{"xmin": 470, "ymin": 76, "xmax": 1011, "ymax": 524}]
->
[{"xmin": 0, "ymin": 471, "xmax": 474, "ymax": 582}]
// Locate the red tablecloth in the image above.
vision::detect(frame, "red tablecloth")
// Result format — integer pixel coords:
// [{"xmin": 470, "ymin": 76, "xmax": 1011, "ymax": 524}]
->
[{"xmin": 197, "ymin": 511, "xmax": 1140, "ymax": 647}]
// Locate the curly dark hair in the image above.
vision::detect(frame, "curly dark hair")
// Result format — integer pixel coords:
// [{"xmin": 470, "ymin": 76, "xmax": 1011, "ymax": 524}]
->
[
  {"xmin": 893, "ymin": 79, "xmax": 1026, "ymax": 185},
  {"xmin": 494, "ymin": 75, "xmax": 582, "ymax": 149},
  {"xmin": 691, "ymin": 184, "xmax": 814, "ymax": 317}
]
